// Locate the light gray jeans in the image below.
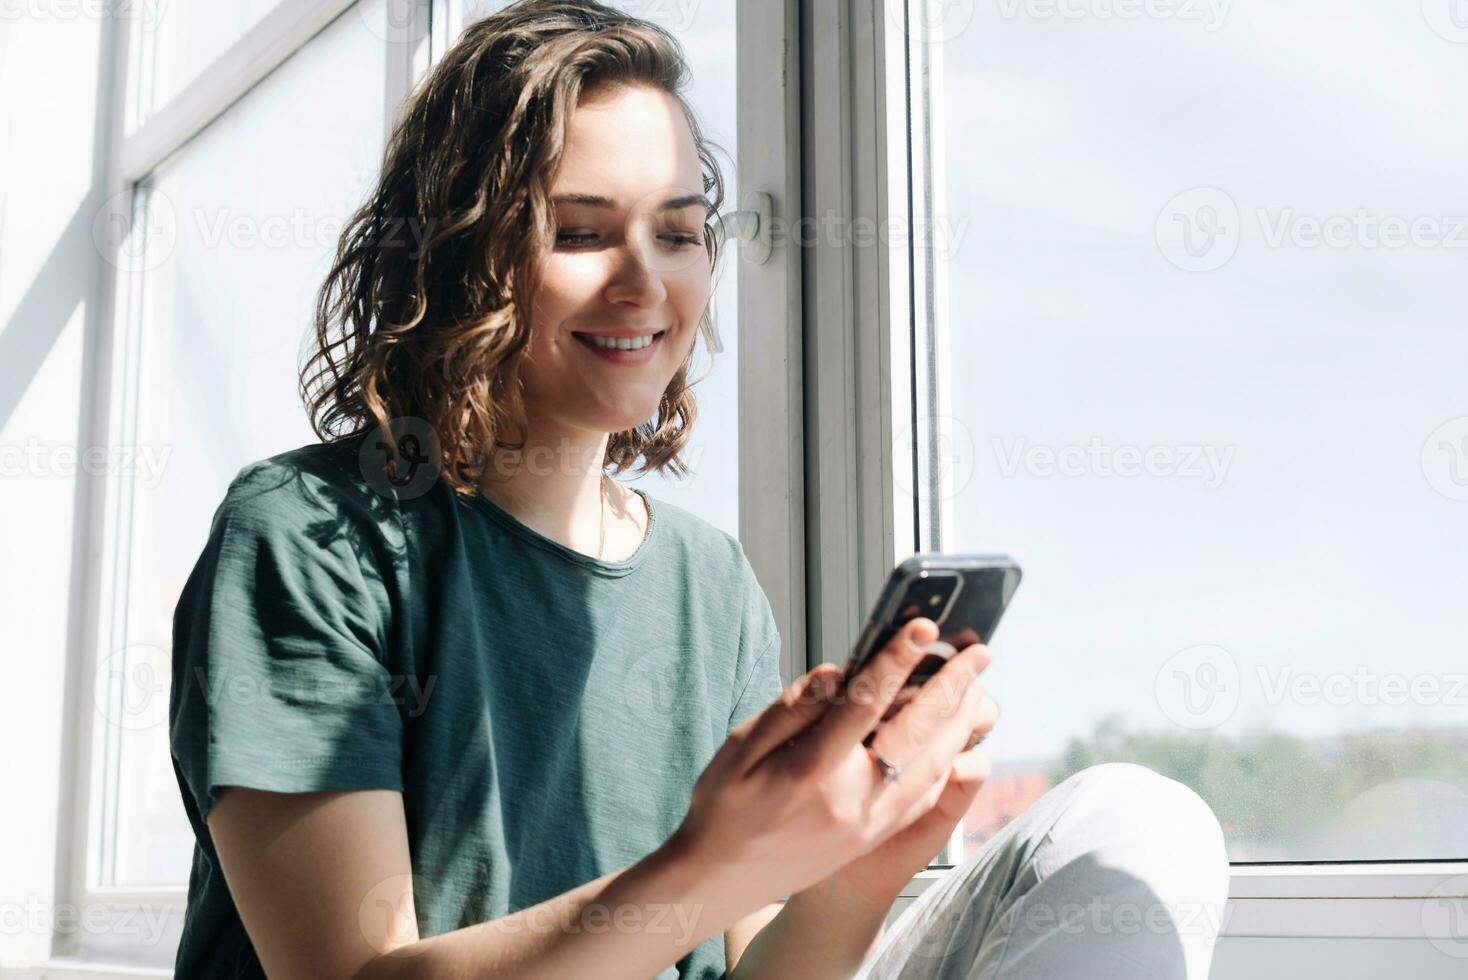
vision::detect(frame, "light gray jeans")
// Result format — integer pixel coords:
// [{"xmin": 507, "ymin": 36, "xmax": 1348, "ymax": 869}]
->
[{"xmin": 850, "ymin": 763, "xmax": 1231, "ymax": 980}]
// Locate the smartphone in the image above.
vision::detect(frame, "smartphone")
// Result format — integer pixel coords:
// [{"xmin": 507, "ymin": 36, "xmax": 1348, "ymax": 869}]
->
[{"xmin": 844, "ymin": 553, "xmax": 1023, "ymax": 700}]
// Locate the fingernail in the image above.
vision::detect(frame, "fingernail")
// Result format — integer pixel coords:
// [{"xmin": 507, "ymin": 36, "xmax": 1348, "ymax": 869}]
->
[
  {"xmin": 911, "ymin": 618, "xmax": 938, "ymax": 643},
  {"xmin": 814, "ymin": 672, "xmax": 838, "ymax": 700}
]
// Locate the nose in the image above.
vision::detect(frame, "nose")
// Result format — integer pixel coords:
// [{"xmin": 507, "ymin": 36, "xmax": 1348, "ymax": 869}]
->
[{"xmin": 603, "ymin": 228, "xmax": 669, "ymax": 309}]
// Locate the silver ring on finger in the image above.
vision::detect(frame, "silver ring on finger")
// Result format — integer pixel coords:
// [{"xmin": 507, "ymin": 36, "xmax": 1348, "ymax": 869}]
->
[{"xmin": 868, "ymin": 746, "xmax": 905, "ymax": 785}]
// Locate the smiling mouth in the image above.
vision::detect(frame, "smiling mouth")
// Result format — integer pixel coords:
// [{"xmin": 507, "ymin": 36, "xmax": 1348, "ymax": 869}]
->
[{"xmin": 571, "ymin": 328, "xmax": 667, "ymax": 352}]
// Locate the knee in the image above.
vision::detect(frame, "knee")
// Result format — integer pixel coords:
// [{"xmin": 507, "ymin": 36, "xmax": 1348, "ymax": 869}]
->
[
  {"xmin": 1061, "ymin": 763, "xmax": 1218, "ymax": 825},
  {"xmin": 1053, "ymin": 763, "xmax": 1228, "ymax": 876}
]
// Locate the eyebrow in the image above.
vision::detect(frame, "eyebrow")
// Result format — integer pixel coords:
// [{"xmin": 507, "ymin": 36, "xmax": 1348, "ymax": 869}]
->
[{"xmin": 552, "ymin": 192, "xmax": 710, "ymax": 213}]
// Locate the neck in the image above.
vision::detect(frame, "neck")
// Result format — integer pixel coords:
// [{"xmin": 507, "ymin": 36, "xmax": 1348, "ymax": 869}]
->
[{"xmin": 474, "ymin": 422, "xmax": 631, "ymax": 558}]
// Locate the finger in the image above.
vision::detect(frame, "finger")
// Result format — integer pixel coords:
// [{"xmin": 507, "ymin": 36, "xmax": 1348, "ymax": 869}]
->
[
  {"xmin": 900, "ymin": 746, "xmax": 993, "ymax": 832},
  {"xmin": 870, "ymin": 636, "xmax": 994, "ymax": 727},
  {"xmin": 727, "ymin": 663, "xmax": 844, "ymax": 774},
  {"xmin": 892, "ymin": 680, "xmax": 998, "ymax": 821},
  {"xmin": 868, "ymin": 643, "xmax": 990, "ymax": 779},
  {"xmin": 964, "ymin": 694, "xmax": 1000, "ymax": 750},
  {"xmin": 869, "ymin": 666, "xmax": 998, "ymax": 827},
  {"xmin": 791, "ymin": 618, "xmax": 940, "ymax": 774}
]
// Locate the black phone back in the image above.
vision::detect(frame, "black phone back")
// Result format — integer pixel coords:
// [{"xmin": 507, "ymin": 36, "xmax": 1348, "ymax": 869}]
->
[{"xmin": 845, "ymin": 553, "xmax": 1023, "ymax": 685}]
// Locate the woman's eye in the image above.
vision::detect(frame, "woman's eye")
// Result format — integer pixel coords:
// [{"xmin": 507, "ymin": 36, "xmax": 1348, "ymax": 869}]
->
[
  {"xmin": 556, "ymin": 230, "xmax": 599, "ymax": 247},
  {"xmin": 556, "ymin": 227, "xmax": 701, "ymax": 250}
]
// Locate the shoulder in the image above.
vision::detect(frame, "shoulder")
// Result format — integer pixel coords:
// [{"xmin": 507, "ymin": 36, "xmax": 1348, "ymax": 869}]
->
[
  {"xmin": 214, "ymin": 436, "xmax": 406, "ymax": 552},
  {"xmin": 639, "ymin": 491, "xmax": 748, "ymax": 576},
  {"xmin": 640, "ymin": 490, "xmax": 778, "ymax": 648}
]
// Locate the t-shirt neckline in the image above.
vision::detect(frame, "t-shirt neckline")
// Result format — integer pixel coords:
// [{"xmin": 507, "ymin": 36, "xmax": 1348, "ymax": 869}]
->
[{"xmin": 470, "ymin": 482, "xmax": 659, "ymax": 577}]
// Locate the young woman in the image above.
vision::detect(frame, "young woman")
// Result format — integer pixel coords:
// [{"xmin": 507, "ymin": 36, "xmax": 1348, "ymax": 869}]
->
[{"xmin": 167, "ymin": 3, "xmax": 1229, "ymax": 978}]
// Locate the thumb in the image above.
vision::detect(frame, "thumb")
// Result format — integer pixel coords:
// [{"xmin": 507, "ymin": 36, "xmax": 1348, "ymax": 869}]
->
[
  {"xmin": 933, "ymin": 747, "xmax": 992, "ymax": 822},
  {"xmin": 728, "ymin": 664, "xmax": 844, "ymax": 773}
]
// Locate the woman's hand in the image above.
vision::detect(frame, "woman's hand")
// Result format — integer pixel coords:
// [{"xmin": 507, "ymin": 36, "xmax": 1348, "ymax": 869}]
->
[
  {"xmin": 667, "ymin": 618, "xmax": 997, "ymax": 913},
  {"xmin": 806, "ymin": 703, "xmax": 995, "ymax": 906}
]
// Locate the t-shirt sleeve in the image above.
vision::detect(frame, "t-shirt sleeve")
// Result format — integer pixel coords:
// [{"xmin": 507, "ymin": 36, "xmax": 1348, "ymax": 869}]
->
[
  {"xmin": 169, "ymin": 461, "xmax": 405, "ymax": 822},
  {"xmin": 726, "ymin": 546, "xmax": 789, "ymax": 737},
  {"xmin": 727, "ymin": 635, "xmax": 785, "ymax": 736}
]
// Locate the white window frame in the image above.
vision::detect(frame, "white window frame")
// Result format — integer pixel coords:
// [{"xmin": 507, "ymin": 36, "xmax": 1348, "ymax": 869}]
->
[
  {"xmin": 48, "ymin": 0, "xmax": 1468, "ymax": 974},
  {"xmin": 47, "ymin": 0, "xmax": 804, "ymax": 974},
  {"xmin": 53, "ymin": 0, "xmax": 432, "ymax": 971},
  {"xmin": 804, "ymin": 0, "xmax": 1468, "ymax": 948}
]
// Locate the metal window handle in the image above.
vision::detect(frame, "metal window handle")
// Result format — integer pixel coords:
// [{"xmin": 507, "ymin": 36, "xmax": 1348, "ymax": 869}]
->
[
  {"xmin": 715, "ymin": 192, "xmax": 774, "ymax": 266},
  {"xmin": 698, "ymin": 193, "xmax": 773, "ymax": 354}
]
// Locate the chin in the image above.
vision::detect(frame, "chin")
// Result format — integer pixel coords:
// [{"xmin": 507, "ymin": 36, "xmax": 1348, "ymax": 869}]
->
[{"xmin": 579, "ymin": 401, "xmax": 662, "ymax": 437}]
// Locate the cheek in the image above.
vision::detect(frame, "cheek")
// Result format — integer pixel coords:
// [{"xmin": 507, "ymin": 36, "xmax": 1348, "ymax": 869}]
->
[
  {"xmin": 670, "ymin": 263, "xmax": 713, "ymax": 321},
  {"xmin": 533, "ymin": 255, "xmax": 601, "ymax": 327}
]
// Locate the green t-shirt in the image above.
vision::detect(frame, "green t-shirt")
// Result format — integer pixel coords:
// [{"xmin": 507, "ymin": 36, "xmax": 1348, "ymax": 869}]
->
[{"xmin": 168, "ymin": 436, "xmax": 786, "ymax": 978}]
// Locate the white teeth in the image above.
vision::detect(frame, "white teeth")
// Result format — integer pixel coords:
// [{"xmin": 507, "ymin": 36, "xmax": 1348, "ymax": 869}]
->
[{"xmin": 585, "ymin": 332, "xmax": 657, "ymax": 350}]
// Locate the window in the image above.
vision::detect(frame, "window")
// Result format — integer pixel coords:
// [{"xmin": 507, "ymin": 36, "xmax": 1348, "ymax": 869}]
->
[
  {"xmin": 94, "ymin": 1, "xmax": 392, "ymax": 892},
  {"xmin": 907, "ymin": 0, "xmax": 1468, "ymax": 867},
  {"xmin": 64, "ymin": 0, "xmax": 800, "ymax": 969},
  {"xmin": 71, "ymin": 0, "xmax": 415, "ymax": 966},
  {"xmin": 134, "ymin": 0, "xmax": 294, "ymax": 118}
]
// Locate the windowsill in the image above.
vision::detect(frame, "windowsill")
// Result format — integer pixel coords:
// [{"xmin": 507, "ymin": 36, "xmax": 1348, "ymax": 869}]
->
[
  {"xmin": 2, "ymin": 961, "xmax": 172, "ymax": 980},
  {"xmin": 903, "ymin": 862, "xmax": 1468, "ymax": 939},
  {"xmin": 23, "ymin": 864, "xmax": 1468, "ymax": 979}
]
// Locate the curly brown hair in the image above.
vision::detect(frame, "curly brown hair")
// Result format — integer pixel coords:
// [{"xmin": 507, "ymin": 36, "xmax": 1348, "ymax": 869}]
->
[{"xmin": 299, "ymin": 0, "xmax": 727, "ymax": 499}]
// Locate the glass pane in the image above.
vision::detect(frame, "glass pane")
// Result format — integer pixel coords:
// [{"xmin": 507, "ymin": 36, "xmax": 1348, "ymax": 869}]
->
[
  {"xmin": 104, "ymin": 1, "xmax": 388, "ymax": 886},
  {"xmin": 136, "ymin": 0, "xmax": 292, "ymax": 120},
  {"xmin": 459, "ymin": 3, "xmax": 741, "ymax": 540},
  {"xmin": 928, "ymin": 2, "xmax": 1468, "ymax": 862}
]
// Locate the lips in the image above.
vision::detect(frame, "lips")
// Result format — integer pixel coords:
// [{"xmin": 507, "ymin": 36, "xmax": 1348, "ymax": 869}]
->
[
  {"xmin": 571, "ymin": 328, "xmax": 667, "ymax": 363},
  {"xmin": 572, "ymin": 328, "xmax": 666, "ymax": 352}
]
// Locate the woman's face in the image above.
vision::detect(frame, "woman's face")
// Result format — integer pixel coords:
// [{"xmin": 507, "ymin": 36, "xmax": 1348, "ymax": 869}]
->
[{"xmin": 519, "ymin": 83, "xmax": 713, "ymax": 443}]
